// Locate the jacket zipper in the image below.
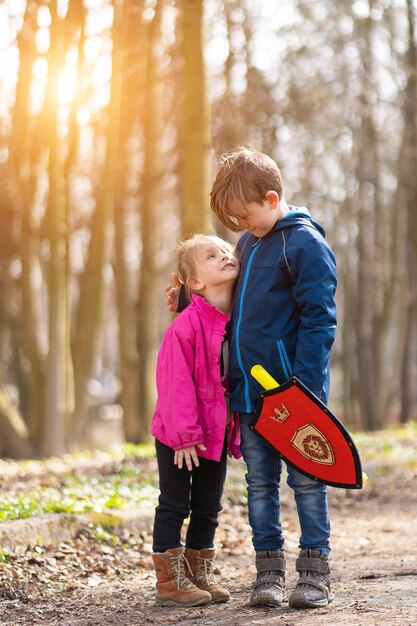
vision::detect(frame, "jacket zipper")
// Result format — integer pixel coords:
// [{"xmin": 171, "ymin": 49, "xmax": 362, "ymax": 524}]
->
[
  {"xmin": 277, "ymin": 339, "xmax": 293, "ymax": 380},
  {"xmin": 235, "ymin": 240, "xmax": 261, "ymax": 412}
]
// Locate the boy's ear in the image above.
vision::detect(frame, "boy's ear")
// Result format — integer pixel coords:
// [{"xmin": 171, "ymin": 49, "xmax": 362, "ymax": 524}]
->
[
  {"xmin": 265, "ymin": 190, "xmax": 280, "ymax": 208},
  {"xmin": 187, "ymin": 276, "xmax": 205, "ymax": 292}
]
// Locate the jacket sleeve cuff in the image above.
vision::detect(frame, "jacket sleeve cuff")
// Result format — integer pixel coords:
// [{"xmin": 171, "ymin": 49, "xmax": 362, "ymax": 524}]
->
[
  {"xmin": 178, "ymin": 284, "xmax": 190, "ymax": 313},
  {"xmin": 172, "ymin": 436, "xmax": 204, "ymax": 451}
]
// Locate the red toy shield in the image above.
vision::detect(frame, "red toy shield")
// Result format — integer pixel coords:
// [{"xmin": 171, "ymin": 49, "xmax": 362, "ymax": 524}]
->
[{"xmin": 251, "ymin": 378, "xmax": 363, "ymax": 489}]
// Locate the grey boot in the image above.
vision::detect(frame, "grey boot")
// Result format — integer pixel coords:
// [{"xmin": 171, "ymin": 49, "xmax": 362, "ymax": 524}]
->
[
  {"xmin": 249, "ymin": 550, "xmax": 286, "ymax": 607},
  {"xmin": 288, "ymin": 549, "xmax": 333, "ymax": 609}
]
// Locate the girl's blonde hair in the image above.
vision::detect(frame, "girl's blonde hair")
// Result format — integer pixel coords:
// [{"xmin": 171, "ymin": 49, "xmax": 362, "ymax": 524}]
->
[{"xmin": 177, "ymin": 234, "xmax": 236, "ymax": 294}]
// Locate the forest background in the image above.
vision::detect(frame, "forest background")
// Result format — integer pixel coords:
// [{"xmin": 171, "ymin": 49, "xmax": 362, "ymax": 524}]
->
[{"xmin": 0, "ymin": 0, "xmax": 416, "ymax": 460}]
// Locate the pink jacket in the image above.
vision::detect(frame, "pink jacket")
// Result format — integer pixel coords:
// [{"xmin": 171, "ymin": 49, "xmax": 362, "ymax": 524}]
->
[{"xmin": 151, "ymin": 294, "xmax": 241, "ymax": 461}]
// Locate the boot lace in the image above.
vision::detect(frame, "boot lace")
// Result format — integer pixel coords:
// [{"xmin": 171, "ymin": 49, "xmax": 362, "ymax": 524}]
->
[
  {"xmin": 194, "ymin": 556, "xmax": 216, "ymax": 585},
  {"xmin": 169, "ymin": 553, "xmax": 195, "ymax": 590}
]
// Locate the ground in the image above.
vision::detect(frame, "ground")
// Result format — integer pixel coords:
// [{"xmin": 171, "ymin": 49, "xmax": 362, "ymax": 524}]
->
[{"xmin": 1, "ymin": 457, "xmax": 417, "ymax": 626}]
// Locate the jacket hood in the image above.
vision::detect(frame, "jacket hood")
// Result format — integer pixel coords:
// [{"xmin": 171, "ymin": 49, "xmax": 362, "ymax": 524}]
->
[{"xmin": 271, "ymin": 205, "xmax": 326, "ymax": 238}]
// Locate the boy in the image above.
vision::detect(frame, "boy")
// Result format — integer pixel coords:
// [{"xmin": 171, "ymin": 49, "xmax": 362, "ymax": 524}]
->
[{"xmin": 167, "ymin": 146, "xmax": 337, "ymax": 609}]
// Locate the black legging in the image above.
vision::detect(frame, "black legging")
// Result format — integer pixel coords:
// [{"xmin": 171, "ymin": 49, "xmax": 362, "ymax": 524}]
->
[{"xmin": 152, "ymin": 438, "xmax": 227, "ymax": 552}]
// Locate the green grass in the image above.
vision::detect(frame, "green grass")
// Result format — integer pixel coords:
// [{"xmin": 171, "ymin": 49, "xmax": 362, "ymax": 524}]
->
[
  {"xmin": 0, "ymin": 481, "xmax": 159, "ymax": 523},
  {"xmin": 0, "ymin": 443, "xmax": 158, "ymax": 523},
  {"xmin": 351, "ymin": 420, "xmax": 417, "ymax": 466},
  {"xmin": 1, "ymin": 426, "xmax": 416, "ymax": 524}
]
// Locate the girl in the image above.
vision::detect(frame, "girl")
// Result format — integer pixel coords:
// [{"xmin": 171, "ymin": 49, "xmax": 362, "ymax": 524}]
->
[{"xmin": 151, "ymin": 234, "xmax": 241, "ymax": 607}]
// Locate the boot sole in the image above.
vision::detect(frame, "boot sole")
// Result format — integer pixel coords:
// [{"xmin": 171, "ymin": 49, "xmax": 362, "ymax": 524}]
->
[
  {"xmin": 155, "ymin": 597, "xmax": 212, "ymax": 608},
  {"xmin": 249, "ymin": 592, "xmax": 286, "ymax": 608},
  {"xmin": 289, "ymin": 593, "xmax": 334, "ymax": 609},
  {"xmin": 212, "ymin": 596, "xmax": 230, "ymax": 604},
  {"xmin": 249, "ymin": 599, "xmax": 284, "ymax": 607},
  {"xmin": 249, "ymin": 591, "xmax": 286, "ymax": 607}
]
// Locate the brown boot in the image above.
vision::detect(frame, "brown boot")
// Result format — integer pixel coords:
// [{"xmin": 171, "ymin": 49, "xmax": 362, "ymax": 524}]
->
[
  {"xmin": 185, "ymin": 548, "xmax": 230, "ymax": 603},
  {"xmin": 288, "ymin": 549, "xmax": 334, "ymax": 609},
  {"xmin": 152, "ymin": 547, "xmax": 212, "ymax": 607}
]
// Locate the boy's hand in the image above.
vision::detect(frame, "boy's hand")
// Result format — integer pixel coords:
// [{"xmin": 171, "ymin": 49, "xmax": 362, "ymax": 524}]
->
[
  {"xmin": 164, "ymin": 273, "xmax": 182, "ymax": 312},
  {"xmin": 174, "ymin": 443, "xmax": 207, "ymax": 471}
]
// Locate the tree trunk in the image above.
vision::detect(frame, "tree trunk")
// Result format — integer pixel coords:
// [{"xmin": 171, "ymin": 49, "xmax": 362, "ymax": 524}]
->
[
  {"xmin": 41, "ymin": 3, "xmax": 69, "ymax": 456},
  {"xmin": 10, "ymin": 0, "xmax": 45, "ymax": 446},
  {"xmin": 136, "ymin": 1, "xmax": 164, "ymax": 441},
  {"xmin": 63, "ymin": 0, "xmax": 86, "ymax": 435},
  {"xmin": 400, "ymin": 289, "xmax": 417, "ymax": 423},
  {"xmin": 339, "ymin": 251, "xmax": 358, "ymax": 425},
  {"xmin": 0, "ymin": 181, "xmax": 32, "ymax": 458},
  {"xmin": 0, "ymin": 386, "xmax": 34, "ymax": 458},
  {"xmin": 180, "ymin": 0, "xmax": 211, "ymax": 234},
  {"xmin": 114, "ymin": 193, "xmax": 141, "ymax": 442},
  {"xmin": 70, "ymin": 0, "xmax": 124, "ymax": 445},
  {"xmin": 400, "ymin": 0, "xmax": 417, "ymax": 422},
  {"xmin": 354, "ymin": 4, "xmax": 392, "ymax": 430},
  {"xmin": 112, "ymin": 0, "xmax": 146, "ymax": 443}
]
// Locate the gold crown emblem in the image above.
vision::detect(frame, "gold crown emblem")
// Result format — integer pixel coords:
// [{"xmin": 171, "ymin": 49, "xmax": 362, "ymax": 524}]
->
[{"xmin": 269, "ymin": 403, "xmax": 290, "ymax": 423}]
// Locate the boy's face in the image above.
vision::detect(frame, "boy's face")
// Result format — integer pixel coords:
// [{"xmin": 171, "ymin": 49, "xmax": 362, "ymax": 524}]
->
[{"xmin": 229, "ymin": 198, "xmax": 279, "ymax": 238}]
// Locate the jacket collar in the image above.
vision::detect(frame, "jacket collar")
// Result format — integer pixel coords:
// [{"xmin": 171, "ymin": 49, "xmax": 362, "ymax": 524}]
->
[
  {"xmin": 269, "ymin": 205, "xmax": 326, "ymax": 237},
  {"xmin": 191, "ymin": 294, "xmax": 229, "ymax": 324}
]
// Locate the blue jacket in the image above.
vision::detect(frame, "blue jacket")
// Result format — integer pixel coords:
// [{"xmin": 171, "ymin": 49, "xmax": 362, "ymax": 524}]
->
[{"xmin": 229, "ymin": 206, "xmax": 337, "ymax": 413}]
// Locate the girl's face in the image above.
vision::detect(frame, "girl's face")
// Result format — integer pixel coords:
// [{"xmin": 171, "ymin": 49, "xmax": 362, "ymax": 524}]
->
[{"xmin": 191, "ymin": 238, "xmax": 240, "ymax": 291}]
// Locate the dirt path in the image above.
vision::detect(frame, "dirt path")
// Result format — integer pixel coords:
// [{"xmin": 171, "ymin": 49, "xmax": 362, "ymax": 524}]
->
[{"xmin": 1, "ymin": 462, "xmax": 417, "ymax": 625}]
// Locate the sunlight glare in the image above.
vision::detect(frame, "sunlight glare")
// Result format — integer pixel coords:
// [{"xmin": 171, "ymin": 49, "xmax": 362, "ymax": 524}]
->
[
  {"xmin": 77, "ymin": 108, "xmax": 91, "ymax": 126},
  {"xmin": 90, "ymin": 55, "xmax": 112, "ymax": 87},
  {"xmin": 57, "ymin": 48, "xmax": 79, "ymax": 104},
  {"xmin": 0, "ymin": 7, "xmax": 8, "ymax": 46},
  {"xmin": 352, "ymin": 1, "xmax": 371, "ymax": 19},
  {"xmin": 143, "ymin": 7, "xmax": 155, "ymax": 23},
  {"xmin": 58, "ymin": 66, "xmax": 78, "ymax": 104},
  {"xmin": 32, "ymin": 57, "xmax": 48, "ymax": 79},
  {"xmin": 37, "ymin": 5, "xmax": 51, "ymax": 28},
  {"xmin": 57, "ymin": 107, "xmax": 69, "ymax": 123},
  {"xmin": 84, "ymin": 35, "xmax": 103, "ymax": 61},
  {"xmin": 36, "ymin": 27, "xmax": 50, "ymax": 54}
]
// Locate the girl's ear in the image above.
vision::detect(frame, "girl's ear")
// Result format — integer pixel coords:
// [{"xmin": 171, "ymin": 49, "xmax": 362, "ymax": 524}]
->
[{"xmin": 187, "ymin": 276, "xmax": 205, "ymax": 292}]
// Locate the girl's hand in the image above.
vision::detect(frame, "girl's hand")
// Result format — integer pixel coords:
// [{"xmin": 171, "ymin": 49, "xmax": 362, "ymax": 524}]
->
[
  {"xmin": 174, "ymin": 443, "xmax": 207, "ymax": 471},
  {"xmin": 164, "ymin": 273, "xmax": 182, "ymax": 312}
]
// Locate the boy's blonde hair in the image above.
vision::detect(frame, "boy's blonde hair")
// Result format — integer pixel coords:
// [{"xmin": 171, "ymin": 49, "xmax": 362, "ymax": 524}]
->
[
  {"xmin": 177, "ymin": 234, "xmax": 236, "ymax": 294},
  {"xmin": 210, "ymin": 145, "xmax": 284, "ymax": 232}
]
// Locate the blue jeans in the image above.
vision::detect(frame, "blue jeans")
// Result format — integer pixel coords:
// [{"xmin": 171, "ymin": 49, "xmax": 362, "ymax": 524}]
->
[{"xmin": 239, "ymin": 414, "xmax": 330, "ymax": 556}]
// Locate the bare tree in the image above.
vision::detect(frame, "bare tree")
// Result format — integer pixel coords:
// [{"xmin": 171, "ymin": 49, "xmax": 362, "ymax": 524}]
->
[
  {"xmin": 70, "ymin": 0, "xmax": 125, "ymax": 444},
  {"xmin": 399, "ymin": 0, "xmax": 417, "ymax": 423},
  {"xmin": 180, "ymin": 0, "xmax": 212, "ymax": 234}
]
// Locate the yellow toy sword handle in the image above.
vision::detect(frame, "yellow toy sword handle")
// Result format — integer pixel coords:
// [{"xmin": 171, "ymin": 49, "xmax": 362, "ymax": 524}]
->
[{"xmin": 250, "ymin": 364, "xmax": 280, "ymax": 391}]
